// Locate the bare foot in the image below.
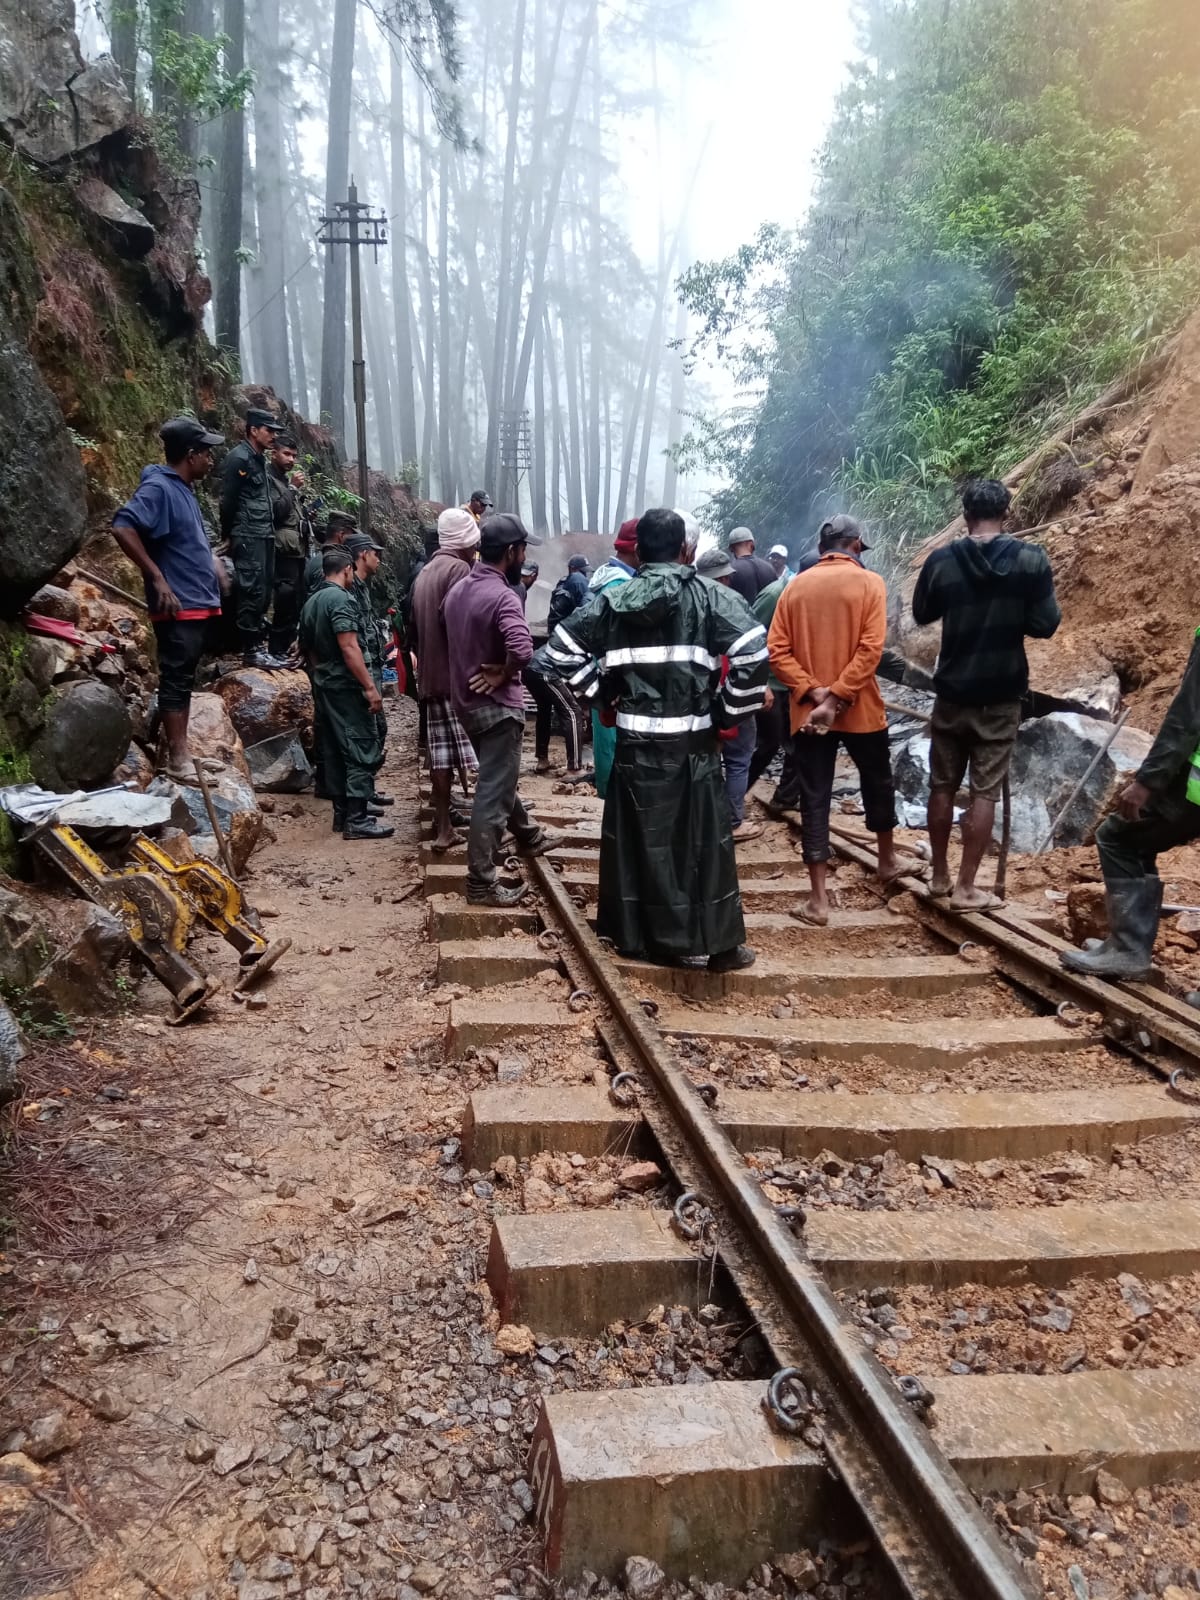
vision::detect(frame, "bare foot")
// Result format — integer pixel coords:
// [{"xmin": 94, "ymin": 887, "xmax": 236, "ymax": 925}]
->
[
  {"xmin": 878, "ymin": 858, "xmax": 930, "ymax": 886},
  {"xmin": 949, "ymin": 887, "xmax": 1005, "ymax": 911},
  {"xmin": 431, "ymin": 828, "xmax": 466, "ymax": 853},
  {"xmin": 930, "ymin": 872, "xmax": 952, "ymax": 897},
  {"xmin": 789, "ymin": 898, "xmax": 830, "ymax": 927}
]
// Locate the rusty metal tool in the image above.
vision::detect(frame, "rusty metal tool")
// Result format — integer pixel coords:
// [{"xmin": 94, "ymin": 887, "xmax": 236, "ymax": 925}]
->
[{"xmin": 191, "ymin": 758, "xmax": 239, "ymax": 884}]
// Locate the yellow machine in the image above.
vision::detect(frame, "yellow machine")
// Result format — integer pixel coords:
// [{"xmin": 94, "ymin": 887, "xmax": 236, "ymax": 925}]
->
[{"xmin": 31, "ymin": 825, "xmax": 291, "ymax": 1022}]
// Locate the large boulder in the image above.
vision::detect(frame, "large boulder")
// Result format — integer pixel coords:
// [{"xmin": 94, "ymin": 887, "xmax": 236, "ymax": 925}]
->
[
  {"xmin": 162, "ymin": 767, "xmax": 263, "ymax": 874},
  {"xmin": 0, "ymin": 186, "xmax": 88, "ymax": 615},
  {"xmin": 891, "ymin": 712, "xmax": 1154, "ymax": 852},
  {"xmin": 74, "ymin": 175, "xmax": 155, "ymax": 260},
  {"xmin": 244, "ymin": 730, "xmax": 313, "ymax": 794},
  {"xmin": 212, "ymin": 668, "xmax": 314, "ymax": 750},
  {"xmin": 28, "ymin": 679, "xmax": 131, "ymax": 791},
  {"xmin": 1007, "ymin": 713, "xmax": 1153, "ymax": 853},
  {"xmin": 0, "ymin": 0, "xmax": 132, "ymax": 164},
  {"xmin": 27, "ymin": 902, "xmax": 129, "ymax": 1018},
  {"xmin": 186, "ymin": 691, "xmax": 251, "ymax": 779}
]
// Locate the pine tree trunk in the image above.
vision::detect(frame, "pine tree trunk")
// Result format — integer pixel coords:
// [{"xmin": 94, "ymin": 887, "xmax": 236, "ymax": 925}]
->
[
  {"xmin": 250, "ymin": 0, "xmax": 290, "ymax": 398},
  {"xmin": 531, "ymin": 306, "xmax": 547, "ymax": 535},
  {"xmin": 415, "ymin": 91, "xmax": 438, "ymax": 493},
  {"xmin": 389, "ymin": 49, "xmax": 419, "ymax": 472},
  {"xmin": 214, "ymin": 0, "xmax": 246, "ymax": 357},
  {"xmin": 108, "ymin": 0, "xmax": 136, "ymax": 96},
  {"xmin": 437, "ymin": 139, "xmax": 454, "ymax": 503},
  {"xmin": 484, "ymin": 0, "xmax": 528, "ymax": 494},
  {"xmin": 661, "ymin": 287, "xmax": 688, "ymax": 506},
  {"xmin": 318, "ymin": 0, "xmax": 357, "ymax": 454}
]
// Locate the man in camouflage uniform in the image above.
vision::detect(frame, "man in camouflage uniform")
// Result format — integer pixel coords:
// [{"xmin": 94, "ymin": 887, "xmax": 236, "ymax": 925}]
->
[
  {"xmin": 297, "ymin": 548, "xmax": 393, "ymax": 842},
  {"xmin": 346, "ymin": 532, "xmax": 394, "ymax": 810},
  {"xmin": 220, "ymin": 406, "xmax": 286, "ymax": 668}
]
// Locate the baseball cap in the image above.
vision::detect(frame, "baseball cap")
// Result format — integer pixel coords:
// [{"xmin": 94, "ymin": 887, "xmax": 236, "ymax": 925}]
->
[
  {"xmin": 470, "ymin": 488, "xmax": 494, "ymax": 508},
  {"xmin": 479, "ymin": 512, "xmax": 530, "ymax": 555},
  {"xmin": 346, "ymin": 533, "xmax": 385, "ymax": 556},
  {"xmin": 819, "ymin": 513, "xmax": 870, "ymax": 551},
  {"xmin": 326, "ymin": 511, "xmax": 359, "ymax": 534},
  {"xmin": 244, "ymin": 406, "xmax": 284, "ymax": 433},
  {"xmin": 696, "ymin": 548, "xmax": 734, "ymax": 580},
  {"xmin": 768, "ymin": 542, "xmax": 789, "ymax": 559},
  {"xmin": 568, "ymin": 555, "xmax": 589, "ymax": 573},
  {"xmin": 728, "ymin": 526, "xmax": 755, "ymax": 548},
  {"xmin": 160, "ymin": 416, "xmax": 223, "ymax": 452}
]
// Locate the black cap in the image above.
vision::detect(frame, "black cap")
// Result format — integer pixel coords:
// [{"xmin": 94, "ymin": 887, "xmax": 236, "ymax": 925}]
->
[
  {"xmin": 326, "ymin": 510, "xmax": 359, "ymax": 533},
  {"xmin": 819, "ymin": 513, "xmax": 870, "ymax": 552},
  {"xmin": 245, "ymin": 406, "xmax": 284, "ymax": 433},
  {"xmin": 470, "ymin": 488, "xmax": 493, "ymax": 507},
  {"xmin": 568, "ymin": 554, "xmax": 589, "ymax": 573},
  {"xmin": 346, "ymin": 533, "xmax": 385, "ymax": 556},
  {"xmin": 479, "ymin": 512, "xmax": 530, "ymax": 555},
  {"xmin": 160, "ymin": 416, "xmax": 224, "ymax": 452}
]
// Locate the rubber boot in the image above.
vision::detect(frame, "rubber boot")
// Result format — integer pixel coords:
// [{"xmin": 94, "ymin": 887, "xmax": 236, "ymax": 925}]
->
[
  {"xmin": 331, "ymin": 799, "xmax": 346, "ymax": 833},
  {"xmin": 343, "ymin": 799, "xmax": 394, "ymax": 840},
  {"xmin": 1060, "ymin": 879, "xmax": 1162, "ymax": 981}
]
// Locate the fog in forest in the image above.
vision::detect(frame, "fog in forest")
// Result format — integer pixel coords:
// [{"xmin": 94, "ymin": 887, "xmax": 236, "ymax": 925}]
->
[{"xmin": 79, "ymin": 0, "xmax": 854, "ymax": 529}]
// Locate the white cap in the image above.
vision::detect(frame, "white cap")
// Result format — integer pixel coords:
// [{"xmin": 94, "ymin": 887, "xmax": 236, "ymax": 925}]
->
[{"xmin": 769, "ymin": 543, "xmax": 788, "ymax": 559}]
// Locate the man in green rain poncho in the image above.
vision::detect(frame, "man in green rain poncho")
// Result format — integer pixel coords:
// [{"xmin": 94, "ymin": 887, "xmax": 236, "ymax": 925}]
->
[{"xmin": 536, "ymin": 507, "xmax": 768, "ymax": 971}]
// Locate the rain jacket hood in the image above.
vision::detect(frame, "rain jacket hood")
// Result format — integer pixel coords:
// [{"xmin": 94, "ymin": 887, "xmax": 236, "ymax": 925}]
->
[
  {"xmin": 950, "ymin": 534, "xmax": 1021, "ymax": 584},
  {"xmin": 605, "ymin": 561, "xmax": 692, "ymax": 627}
]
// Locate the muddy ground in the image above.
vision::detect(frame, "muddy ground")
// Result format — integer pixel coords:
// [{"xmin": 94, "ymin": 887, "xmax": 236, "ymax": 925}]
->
[{"xmin": 0, "ymin": 705, "xmax": 873, "ymax": 1600}]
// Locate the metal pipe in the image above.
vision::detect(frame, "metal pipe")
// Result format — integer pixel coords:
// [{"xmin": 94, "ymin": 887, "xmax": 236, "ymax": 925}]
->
[
  {"xmin": 192, "ymin": 760, "xmax": 239, "ymax": 885},
  {"xmin": 1035, "ymin": 707, "xmax": 1131, "ymax": 854}
]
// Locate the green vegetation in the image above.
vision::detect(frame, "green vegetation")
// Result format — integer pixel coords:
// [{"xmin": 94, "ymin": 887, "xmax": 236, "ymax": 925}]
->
[
  {"xmin": 0, "ymin": 151, "xmax": 235, "ymax": 511},
  {"xmin": 678, "ymin": 0, "xmax": 1200, "ymax": 554}
]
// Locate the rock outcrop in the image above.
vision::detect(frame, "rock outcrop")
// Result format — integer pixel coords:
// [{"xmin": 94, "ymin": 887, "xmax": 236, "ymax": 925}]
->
[
  {"xmin": 0, "ymin": 0, "xmax": 131, "ymax": 165},
  {"xmin": 0, "ymin": 186, "xmax": 88, "ymax": 614}
]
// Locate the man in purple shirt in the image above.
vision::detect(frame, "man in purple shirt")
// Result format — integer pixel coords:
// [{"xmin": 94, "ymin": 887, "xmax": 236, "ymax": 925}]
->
[{"xmin": 442, "ymin": 514, "xmax": 556, "ymax": 905}]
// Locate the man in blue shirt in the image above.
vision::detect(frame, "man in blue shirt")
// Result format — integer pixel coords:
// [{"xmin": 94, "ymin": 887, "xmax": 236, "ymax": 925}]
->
[{"xmin": 111, "ymin": 416, "xmax": 228, "ymax": 782}]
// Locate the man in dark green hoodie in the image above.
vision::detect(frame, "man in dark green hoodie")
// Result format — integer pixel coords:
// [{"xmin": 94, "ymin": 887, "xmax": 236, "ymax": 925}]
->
[{"xmin": 912, "ymin": 479, "xmax": 1060, "ymax": 909}]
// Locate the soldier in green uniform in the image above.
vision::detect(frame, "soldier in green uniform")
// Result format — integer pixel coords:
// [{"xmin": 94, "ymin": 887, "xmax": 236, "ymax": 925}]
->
[
  {"xmin": 346, "ymin": 532, "xmax": 394, "ymax": 809},
  {"xmin": 303, "ymin": 510, "xmax": 357, "ymax": 604},
  {"xmin": 267, "ymin": 435, "xmax": 311, "ymax": 656},
  {"xmin": 297, "ymin": 547, "xmax": 393, "ymax": 841},
  {"xmin": 220, "ymin": 406, "xmax": 286, "ymax": 668}
]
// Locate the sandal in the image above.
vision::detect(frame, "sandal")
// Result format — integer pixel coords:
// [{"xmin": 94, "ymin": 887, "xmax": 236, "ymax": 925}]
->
[
  {"xmin": 788, "ymin": 901, "xmax": 830, "ymax": 928},
  {"xmin": 430, "ymin": 830, "xmax": 467, "ymax": 854},
  {"xmin": 949, "ymin": 890, "xmax": 1006, "ymax": 911}
]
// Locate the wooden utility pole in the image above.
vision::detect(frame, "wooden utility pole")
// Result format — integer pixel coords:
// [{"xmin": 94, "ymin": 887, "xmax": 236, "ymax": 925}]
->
[{"xmin": 317, "ymin": 179, "xmax": 387, "ymax": 532}]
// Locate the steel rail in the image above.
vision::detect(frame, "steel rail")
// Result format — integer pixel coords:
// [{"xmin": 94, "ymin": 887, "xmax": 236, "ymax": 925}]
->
[
  {"xmin": 827, "ymin": 822, "xmax": 1200, "ymax": 1080},
  {"xmin": 527, "ymin": 853, "xmax": 1034, "ymax": 1600}
]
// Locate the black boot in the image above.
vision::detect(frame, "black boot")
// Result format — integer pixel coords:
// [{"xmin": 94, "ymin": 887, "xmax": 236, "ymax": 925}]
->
[
  {"xmin": 343, "ymin": 798, "xmax": 394, "ymax": 840},
  {"xmin": 1060, "ymin": 879, "xmax": 1162, "ymax": 981},
  {"xmin": 708, "ymin": 944, "xmax": 757, "ymax": 973},
  {"xmin": 242, "ymin": 645, "xmax": 289, "ymax": 671},
  {"xmin": 370, "ymin": 788, "xmax": 395, "ymax": 807},
  {"xmin": 331, "ymin": 799, "xmax": 346, "ymax": 832}
]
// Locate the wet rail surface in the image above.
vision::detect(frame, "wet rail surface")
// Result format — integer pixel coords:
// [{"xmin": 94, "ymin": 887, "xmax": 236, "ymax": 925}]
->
[{"xmin": 420, "ymin": 781, "xmax": 1200, "ymax": 1597}]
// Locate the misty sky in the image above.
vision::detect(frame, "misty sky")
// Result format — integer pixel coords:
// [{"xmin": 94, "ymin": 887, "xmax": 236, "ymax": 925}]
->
[{"xmin": 621, "ymin": 0, "xmax": 857, "ymax": 268}]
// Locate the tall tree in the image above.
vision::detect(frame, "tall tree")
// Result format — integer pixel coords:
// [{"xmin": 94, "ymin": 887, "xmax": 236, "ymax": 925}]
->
[
  {"xmin": 388, "ymin": 46, "xmax": 419, "ymax": 472},
  {"xmin": 250, "ymin": 0, "xmax": 291, "ymax": 398},
  {"xmin": 214, "ymin": 0, "xmax": 246, "ymax": 356},
  {"xmin": 318, "ymin": 0, "xmax": 357, "ymax": 450}
]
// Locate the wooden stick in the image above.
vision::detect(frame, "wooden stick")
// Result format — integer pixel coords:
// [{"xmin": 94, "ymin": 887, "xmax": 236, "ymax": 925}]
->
[
  {"xmin": 1034, "ymin": 708, "xmax": 1132, "ymax": 854},
  {"xmin": 71, "ymin": 564, "xmax": 149, "ymax": 613},
  {"xmin": 192, "ymin": 759, "xmax": 239, "ymax": 885},
  {"xmin": 994, "ymin": 774, "xmax": 1013, "ymax": 900},
  {"xmin": 882, "ymin": 697, "xmax": 931, "ymax": 727}
]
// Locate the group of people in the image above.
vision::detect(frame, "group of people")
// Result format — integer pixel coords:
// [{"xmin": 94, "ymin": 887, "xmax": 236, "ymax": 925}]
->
[{"xmin": 111, "ymin": 411, "xmax": 1200, "ymax": 984}]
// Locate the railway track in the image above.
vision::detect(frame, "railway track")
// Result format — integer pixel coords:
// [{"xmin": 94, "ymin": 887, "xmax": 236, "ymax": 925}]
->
[{"xmin": 420, "ymin": 775, "xmax": 1200, "ymax": 1598}]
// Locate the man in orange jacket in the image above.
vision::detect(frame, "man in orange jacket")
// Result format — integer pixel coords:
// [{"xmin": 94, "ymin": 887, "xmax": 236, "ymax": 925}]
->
[{"xmin": 767, "ymin": 515, "xmax": 914, "ymax": 924}]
